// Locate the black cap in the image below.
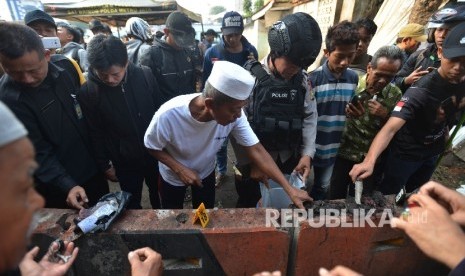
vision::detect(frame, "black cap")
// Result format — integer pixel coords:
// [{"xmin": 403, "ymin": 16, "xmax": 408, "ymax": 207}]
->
[
  {"xmin": 165, "ymin": 11, "xmax": 195, "ymax": 47},
  {"xmin": 442, "ymin": 21, "xmax": 465, "ymax": 59},
  {"xmin": 24, "ymin": 9, "xmax": 56, "ymax": 29},
  {"xmin": 89, "ymin": 19, "xmax": 105, "ymax": 31},
  {"xmin": 221, "ymin": 11, "xmax": 244, "ymax": 35}
]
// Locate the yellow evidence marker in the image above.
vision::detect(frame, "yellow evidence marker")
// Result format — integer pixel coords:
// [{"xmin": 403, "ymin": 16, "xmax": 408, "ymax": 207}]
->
[{"xmin": 192, "ymin": 202, "xmax": 210, "ymax": 228}]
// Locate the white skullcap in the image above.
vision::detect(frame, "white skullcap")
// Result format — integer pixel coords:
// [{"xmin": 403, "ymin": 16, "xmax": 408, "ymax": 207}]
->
[
  {"xmin": 0, "ymin": 101, "xmax": 28, "ymax": 147},
  {"xmin": 207, "ymin": 60, "xmax": 255, "ymax": 100}
]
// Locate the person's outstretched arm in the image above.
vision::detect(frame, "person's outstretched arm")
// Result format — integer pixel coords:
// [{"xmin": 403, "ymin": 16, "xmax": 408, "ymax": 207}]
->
[{"xmin": 349, "ymin": 116, "xmax": 405, "ymax": 182}]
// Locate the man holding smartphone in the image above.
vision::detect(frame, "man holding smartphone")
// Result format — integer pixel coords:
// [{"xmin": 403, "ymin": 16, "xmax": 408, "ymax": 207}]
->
[
  {"xmin": 24, "ymin": 9, "xmax": 86, "ymax": 85},
  {"xmin": 330, "ymin": 46, "xmax": 403, "ymax": 199},
  {"xmin": 350, "ymin": 23, "xmax": 465, "ymax": 195}
]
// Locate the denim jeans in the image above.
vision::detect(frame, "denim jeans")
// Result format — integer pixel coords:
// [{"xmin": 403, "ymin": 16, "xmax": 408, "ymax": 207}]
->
[
  {"xmin": 115, "ymin": 164, "xmax": 160, "ymax": 209},
  {"xmin": 216, "ymin": 138, "xmax": 229, "ymax": 175},
  {"xmin": 161, "ymin": 171, "xmax": 215, "ymax": 209},
  {"xmin": 379, "ymin": 152, "xmax": 438, "ymax": 195},
  {"xmin": 310, "ymin": 164, "xmax": 335, "ymax": 200}
]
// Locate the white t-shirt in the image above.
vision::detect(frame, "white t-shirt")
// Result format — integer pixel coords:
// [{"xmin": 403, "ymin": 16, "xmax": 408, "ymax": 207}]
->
[{"xmin": 144, "ymin": 93, "xmax": 259, "ymax": 186}]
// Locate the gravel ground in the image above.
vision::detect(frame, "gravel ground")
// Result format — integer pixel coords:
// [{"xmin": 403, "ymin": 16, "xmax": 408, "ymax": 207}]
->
[{"xmin": 432, "ymin": 152, "xmax": 465, "ymax": 190}]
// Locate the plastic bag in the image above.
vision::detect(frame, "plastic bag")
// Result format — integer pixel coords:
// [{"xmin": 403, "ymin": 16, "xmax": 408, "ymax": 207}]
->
[
  {"xmin": 288, "ymin": 171, "xmax": 305, "ymax": 189},
  {"xmin": 260, "ymin": 182, "xmax": 272, "ymax": 207},
  {"xmin": 76, "ymin": 191, "xmax": 131, "ymax": 234},
  {"xmin": 259, "ymin": 172, "xmax": 305, "ymax": 208}
]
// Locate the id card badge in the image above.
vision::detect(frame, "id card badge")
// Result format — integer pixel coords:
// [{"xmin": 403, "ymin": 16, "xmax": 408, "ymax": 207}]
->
[{"xmin": 71, "ymin": 94, "xmax": 83, "ymax": 120}]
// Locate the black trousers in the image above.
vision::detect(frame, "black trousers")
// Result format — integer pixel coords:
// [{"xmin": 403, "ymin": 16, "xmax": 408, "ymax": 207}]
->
[
  {"xmin": 160, "ymin": 170, "xmax": 215, "ymax": 209},
  {"xmin": 115, "ymin": 163, "xmax": 160, "ymax": 209},
  {"xmin": 329, "ymin": 156, "xmax": 384, "ymax": 200}
]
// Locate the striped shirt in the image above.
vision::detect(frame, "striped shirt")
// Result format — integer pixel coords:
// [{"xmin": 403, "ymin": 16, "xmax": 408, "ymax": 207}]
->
[{"xmin": 309, "ymin": 61, "xmax": 358, "ymax": 167}]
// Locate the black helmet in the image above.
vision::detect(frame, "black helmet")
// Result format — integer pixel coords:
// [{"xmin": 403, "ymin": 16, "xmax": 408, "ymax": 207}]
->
[
  {"xmin": 427, "ymin": 3, "xmax": 465, "ymax": 29},
  {"xmin": 268, "ymin": 12, "xmax": 322, "ymax": 69}
]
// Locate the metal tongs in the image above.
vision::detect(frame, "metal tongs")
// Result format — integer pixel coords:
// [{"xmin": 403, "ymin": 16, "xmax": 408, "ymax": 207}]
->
[{"xmin": 47, "ymin": 239, "xmax": 73, "ymax": 263}]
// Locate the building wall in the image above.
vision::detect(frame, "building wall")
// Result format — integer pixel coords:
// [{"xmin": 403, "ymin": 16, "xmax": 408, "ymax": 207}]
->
[
  {"xmin": 245, "ymin": 0, "xmax": 392, "ymax": 70},
  {"xmin": 244, "ymin": 0, "xmax": 347, "ymax": 70},
  {"xmin": 244, "ymin": 18, "xmax": 269, "ymax": 60},
  {"xmin": 293, "ymin": 0, "xmax": 341, "ymax": 70}
]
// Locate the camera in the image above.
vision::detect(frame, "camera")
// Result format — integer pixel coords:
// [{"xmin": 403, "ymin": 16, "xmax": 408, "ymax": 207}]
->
[{"xmin": 41, "ymin": 37, "xmax": 61, "ymax": 49}]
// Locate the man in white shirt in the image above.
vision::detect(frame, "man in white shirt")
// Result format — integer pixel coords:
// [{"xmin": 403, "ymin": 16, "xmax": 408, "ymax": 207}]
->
[{"xmin": 144, "ymin": 60, "xmax": 311, "ymax": 209}]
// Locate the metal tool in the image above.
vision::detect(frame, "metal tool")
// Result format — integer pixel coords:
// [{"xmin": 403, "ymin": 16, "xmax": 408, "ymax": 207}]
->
[
  {"xmin": 56, "ymin": 253, "xmax": 72, "ymax": 263},
  {"xmin": 355, "ymin": 179, "xmax": 363, "ymax": 205},
  {"xmin": 47, "ymin": 239, "xmax": 66, "ymax": 263}
]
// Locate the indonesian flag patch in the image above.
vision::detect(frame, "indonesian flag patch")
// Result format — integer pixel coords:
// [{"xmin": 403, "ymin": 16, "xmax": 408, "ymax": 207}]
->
[{"xmin": 393, "ymin": 101, "xmax": 405, "ymax": 112}]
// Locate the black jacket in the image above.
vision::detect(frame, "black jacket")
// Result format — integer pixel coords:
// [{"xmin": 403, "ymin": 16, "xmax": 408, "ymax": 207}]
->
[
  {"xmin": 0, "ymin": 55, "xmax": 98, "ymax": 194},
  {"xmin": 78, "ymin": 63, "xmax": 161, "ymax": 171},
  {"xmin": 139, "ymin": 38, "xmax": 196, "ymax": 105},
  {"xmin": 394, "ymin": 44, "xmax": 441, "ymax": 93}
]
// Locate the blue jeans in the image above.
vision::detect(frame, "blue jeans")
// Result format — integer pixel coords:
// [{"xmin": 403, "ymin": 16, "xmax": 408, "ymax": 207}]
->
[
  {"xmin": 216, "ymin": 138, "xmax": 228, "ymax": 175},
  {"xmin": 379, "ymin": 152, "xmax": 438, "ymax": 195},
  {"xmin": 115, "ymin": 164, "xmax": 160, "ymax": 209},
  {"xmin": 310, "ymin": 164, "xmax": 335, "ymax": 200},
  {"xmin": 161, "ymin": 171, "xmax": 215, "ymax": 209}
]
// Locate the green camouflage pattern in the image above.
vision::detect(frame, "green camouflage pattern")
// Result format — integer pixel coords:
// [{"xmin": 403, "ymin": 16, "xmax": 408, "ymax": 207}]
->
[{"xmin": 338, "ymin": 74, "xmax": 402, "ymax": 162}]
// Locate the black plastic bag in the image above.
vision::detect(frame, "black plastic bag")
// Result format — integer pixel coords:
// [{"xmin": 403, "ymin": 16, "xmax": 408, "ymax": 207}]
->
[{"xmin": 76, "ymin": 191, "xmax": 131, "ymax": 234}]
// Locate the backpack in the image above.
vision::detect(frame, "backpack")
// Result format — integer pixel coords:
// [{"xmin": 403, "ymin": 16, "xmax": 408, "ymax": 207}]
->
[
  {"xmin": 70, "ymin": 47, "xmax": 80, "ymax": 63},
  {"xmin": 50, "ymin": 54, "xmax": 81, "ymax": 86},
  {"xmin": 149, "ymin": 43, "xmax": 196, "ymax": 73},
  {"xmin": 134, "ymin": 43, "xmax": 151, "ymax": 65},
  {"xmin": 244, "ymin": 60, "xmax": 306, "ymax": 151}
]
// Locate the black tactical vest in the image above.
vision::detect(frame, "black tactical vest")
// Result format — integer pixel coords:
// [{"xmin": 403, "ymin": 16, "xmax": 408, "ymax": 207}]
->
[{"xmin": 244, "ymin": 60, "xmax": 306, "ymax": 151}]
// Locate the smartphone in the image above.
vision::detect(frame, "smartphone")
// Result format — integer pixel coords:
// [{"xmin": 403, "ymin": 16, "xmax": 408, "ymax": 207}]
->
[
  {"xmin": 42, "ymin": 37, "xmax": 61, "ymax": 49},
  {"xmin": 350, "ymin": 94, "xmax": 369, "ymax": 105},
  {"xmin": 350, "ymin": 94, "xmax": 361, "ymax": 105}
]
